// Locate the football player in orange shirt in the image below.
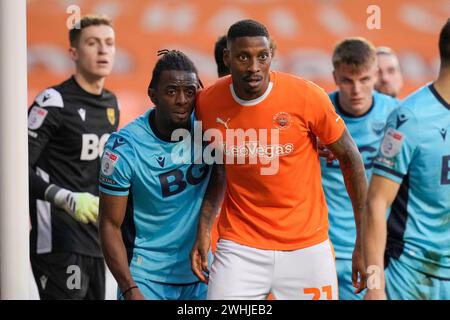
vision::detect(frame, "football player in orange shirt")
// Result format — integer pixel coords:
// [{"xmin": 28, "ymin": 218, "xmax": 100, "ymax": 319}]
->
[{"xmin": 191, "ymin": 19, "xmax": 368, "ymax": 300}]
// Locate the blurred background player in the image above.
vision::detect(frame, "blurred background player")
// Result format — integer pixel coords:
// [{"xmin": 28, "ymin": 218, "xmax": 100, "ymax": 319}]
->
[
  {"xmin": 28, "ymin": 14, "xmax": 119, "ymax": 299},
  {"xmin": 191, "ymin": 19, "xmax": 368, "ymax": 300},
  {"xmin": 375, "ymin": 47, "xmax": 404, "ymax": 99},
  {"xmin": 363, "ymin": 19, "xmax": 450, "ymax": 300},
  {"xmin": 214, "ymin": 35, "xmax": 230, "ymax": 78},
  {"xmin": 321, "ymin": 38, "xmax": 398, "ymax": 300},
  {"xmin": 99, "ymin": 50, "xmax": 212, "ymax": 300}
]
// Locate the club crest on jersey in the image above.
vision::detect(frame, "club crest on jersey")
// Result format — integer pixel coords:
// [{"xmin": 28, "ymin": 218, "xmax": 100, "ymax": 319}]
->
[
  {"xmin": 106, "ymin": 108, "xmax": 115, "ymax": 125},
  {"xmin": 28, "ymin": 106, "xmax": 48, "ymax": 130},
  {"xmin": 273, "ymin": 112, "xmax": 291, "ymax": 130},
  {"xmin": 380, "ymin": 127, "xmax": 404, "ymax": 158},
  {"xmin": 101, "ymin": 150, "xmax": 119, "ymax": 176},
  {"xmin": 372, "ymin": 122, "xmax": 385, "ymax": 136}
]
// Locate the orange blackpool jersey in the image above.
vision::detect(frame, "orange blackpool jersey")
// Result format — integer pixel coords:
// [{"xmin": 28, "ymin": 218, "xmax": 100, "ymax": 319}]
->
[{"xmin": 196, "ymin": 71, "xmax": 346, "ymax": 250}]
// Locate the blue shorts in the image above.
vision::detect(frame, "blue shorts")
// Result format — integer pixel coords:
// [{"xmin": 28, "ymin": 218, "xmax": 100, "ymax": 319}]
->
[
  {"xmin": 385, "ymin": 257, "xmax": 450, "ymax": 300},
  {"xmin": 118, "ymin": 276, "xmax": 207, "ymax": 300},
  {"xmin": 335, "ymin": 258, "xmax": 363, "ymax": 300}
]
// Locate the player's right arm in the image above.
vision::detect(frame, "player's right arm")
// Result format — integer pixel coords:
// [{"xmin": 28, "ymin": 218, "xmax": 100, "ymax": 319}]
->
[
  {"xmin": 191, "ymin": 163, "xmax": 226, "ymax": 283},
  {"xmin": 326, "ymin": 129, "xmax": 368, "ymax": 293},
  {"xmin": 363, "ymin": 106, "xmax": 418, "ymax": 300},
  {"xmin": 99, "ymin": 192, "xmax": 144, "ymax": 300},
  {"xmin": 362, "ymin": 175, "xmax": 399, "ymax": 300},
  {"xmin": 306, "ymin": 82, "xmax": 368, "ymax": 293},
  {"xmin": 28, "ymin": 89, "xmax": 64, "ymax": 200},
  {"xmin": 28, "ymin": 89, "xmax": 99, "ymax": 224},
  {"xmin": 98, "ymin": 134, "xmax": 143, "ymax": 299}
]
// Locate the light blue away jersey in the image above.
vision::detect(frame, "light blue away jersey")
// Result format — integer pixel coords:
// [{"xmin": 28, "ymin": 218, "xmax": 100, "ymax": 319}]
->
[
  {"xmin": 99, "ymin": 109, "xmax": 211, "ymax": 283},
  {"xmin": 321, "ymin": 91, "xmax": 398, "ymax": 259},
  {"xmin": 373, "ymin": 84, "xmax": 450, "ymax": 279}
]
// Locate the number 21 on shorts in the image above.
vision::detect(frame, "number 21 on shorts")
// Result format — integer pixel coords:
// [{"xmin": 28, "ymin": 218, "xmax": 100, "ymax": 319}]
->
[{"xmin": 303, "ymin": 285, "xmax": 333, "ymax": 300}]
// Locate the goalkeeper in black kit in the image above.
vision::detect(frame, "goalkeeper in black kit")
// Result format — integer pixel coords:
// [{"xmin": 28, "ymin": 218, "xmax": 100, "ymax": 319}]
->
[{"xmin": 28, "ymin": 15, "xmax": 119, "ymax": 299}]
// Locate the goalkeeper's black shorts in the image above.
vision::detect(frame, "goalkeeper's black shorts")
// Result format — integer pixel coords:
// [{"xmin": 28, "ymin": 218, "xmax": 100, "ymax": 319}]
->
[{"xmin": 31, "ymin": 252, "xmax": 105, "ymax": 300}]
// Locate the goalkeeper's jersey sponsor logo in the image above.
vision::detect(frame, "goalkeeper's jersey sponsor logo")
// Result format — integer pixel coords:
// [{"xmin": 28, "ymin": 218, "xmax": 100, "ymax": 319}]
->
[{"xmin": 80, "ymin": 133, "xmax": 110, "ymax": 161}]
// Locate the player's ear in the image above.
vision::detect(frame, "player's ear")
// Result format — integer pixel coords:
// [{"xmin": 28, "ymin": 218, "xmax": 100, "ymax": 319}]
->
[
  {"xmin": 68, "ymin": 46, "xmax": 78, "ymax": 62},
  {"xmin": 332, "ymin": 70, "xmax": 338, "ymax": 85},
  {"xmin": 148, "ymin": 88, "xmax": 158, "ymax": 105},
  {"xmin": 374, "ymin": 66, "xmax": 380, "ymax": 83},
  {"xmin": 223, "ymin": 48, "xmax": 230, "ymax": 68},
  {"xmin": 269, "ymin": 38, "xmax": 276, "ymax": 59}
]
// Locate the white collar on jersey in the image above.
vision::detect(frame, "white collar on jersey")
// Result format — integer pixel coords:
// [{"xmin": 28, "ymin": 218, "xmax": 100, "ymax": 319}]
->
[{"xmin": 229, "ymin": 81, "xmax": 273, "ymax": 106}]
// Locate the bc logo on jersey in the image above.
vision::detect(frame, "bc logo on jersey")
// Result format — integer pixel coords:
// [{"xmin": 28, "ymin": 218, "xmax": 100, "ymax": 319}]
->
[
  {"xmin": 442, "ymin": 155, "xmax": 450, "ymax": 185},
  {"xmin": 327, "ymin": 145, "xmax": 377, "ymax": 169},
  {"xmin": 158, "ymin": 164, "xmax": 210, "ymax": 197},
  {"xmin": 81, "ymin": 133, "xmax": 110, "ymax": 160}
]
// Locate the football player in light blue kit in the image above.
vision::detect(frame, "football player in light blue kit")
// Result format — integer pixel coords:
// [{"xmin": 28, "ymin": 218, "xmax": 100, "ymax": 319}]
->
[
  {"xmin": 363, "ymin": 20, "xmax": 450, "ymax": 300},
  {"xmin": 320, "ymin": 38, "xmax": 398, "ymax": 300},
  {"xmin": 98, "ymin": 50, "xmax": 212, "ymax": 300}
]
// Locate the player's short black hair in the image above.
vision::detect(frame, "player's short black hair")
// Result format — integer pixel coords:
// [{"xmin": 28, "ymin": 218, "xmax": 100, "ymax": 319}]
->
[
  {"xmin": 148, "ymin": 50, "xmax": 201, "ymax": 95},
  {"xmin": 439, "ymin": 19, "xmax": 450, "ymax": 66},
  {"xmin": 227, "ymin": 19, "xmax": 269, "ymax": 41},
  {"xmin": 214, "ymin": 35, "xmax": 229, "ymax": 78}
]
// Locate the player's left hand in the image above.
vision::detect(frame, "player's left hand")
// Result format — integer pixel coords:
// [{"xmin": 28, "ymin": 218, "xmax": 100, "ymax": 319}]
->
[
  {"xmin": 352, "ymin": 239, "xmax": 367, "ymax": 294},
  {"xmin": 190, "ymin": 231, "xmax": 211, "ymax": 284}
]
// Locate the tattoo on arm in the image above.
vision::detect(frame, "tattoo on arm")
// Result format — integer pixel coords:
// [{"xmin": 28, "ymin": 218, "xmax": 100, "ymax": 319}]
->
[
  {"xmin": 198, "ymin": 164, "xmax": 226, "ymax": 233},
  {"xmin": 326, "ymin": 130, "xmax": 368, "ymax": 235}
]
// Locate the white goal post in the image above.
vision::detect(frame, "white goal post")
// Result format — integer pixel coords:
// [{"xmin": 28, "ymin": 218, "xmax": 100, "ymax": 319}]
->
[{"xmin": 0, "ymin": 0, "xmax": 30, "ymax": 300}]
